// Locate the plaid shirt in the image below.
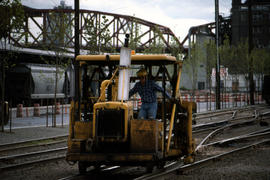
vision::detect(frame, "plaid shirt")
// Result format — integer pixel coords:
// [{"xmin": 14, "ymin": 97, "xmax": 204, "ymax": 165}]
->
[{"xmin": 129, "ymin": 80, "xmax": 171, "ymax": 103}]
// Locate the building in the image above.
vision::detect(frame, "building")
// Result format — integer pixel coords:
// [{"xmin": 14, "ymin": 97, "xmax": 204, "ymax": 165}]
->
[
  {"xmin": 45, "ymin": 0, "xmax": 73, "ymax": 47},
  {"xmin": 181, "ymin": 0, "xmax": 270, "ymax": 92},
  {"xmin": 180, "ymin": 26, "xmax": 214, "ymax": 91},
  {"xmin": 231, "ymin": 0, "xmax": 270, "ymax": 48}
]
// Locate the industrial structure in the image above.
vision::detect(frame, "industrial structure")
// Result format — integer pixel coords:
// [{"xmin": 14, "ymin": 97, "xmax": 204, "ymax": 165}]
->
[
  {"xmin": 231, "ymin": 0, "xmax": 270, "ymax": 48},
  {"xmin": 7, "ymin": 5, "xmax": 183, "ymax": 54},
  {"xmin": 1, "ymin": 0, "xmax": 270, "ymax": 110}
]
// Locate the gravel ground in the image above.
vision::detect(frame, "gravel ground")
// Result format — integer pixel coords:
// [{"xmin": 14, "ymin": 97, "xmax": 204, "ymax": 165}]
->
[
  {"xmin": 1, "ymin": 144, "xmax": 269, "ymax": 180},
  {"xmin": 1, "ymin": 107, "xmax": 270, "ymax": 180},
  {"xmin": 0, "ymin": 125, "xmax": 75, "ymax": 180},
  {"xmin": 166, "ymin": 145, "xmax": 270, "ymax": 180}
]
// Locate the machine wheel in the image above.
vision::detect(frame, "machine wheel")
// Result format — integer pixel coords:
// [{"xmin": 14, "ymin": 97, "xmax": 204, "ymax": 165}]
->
[
  {"xmin": 266, "ymin": 99, "xmax": 270, "ymax": 105},
  {"xmin": 78, "ymin": 161, "xmax": 87, "ymax": 174},
  {"xmin": 146, "ymin": 163, "xmax": 154, "ymax": 173},
  {"xmin": 94, "ymin": 164, "xmax": 101, "ymax": 171},
  {"xmin": 157, "ymin": 161, "xmax": 165, "ymax": 169}
]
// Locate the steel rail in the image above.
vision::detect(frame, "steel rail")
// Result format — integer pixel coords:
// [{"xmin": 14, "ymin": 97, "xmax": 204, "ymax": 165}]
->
[
  {"xmin": 0, "ymin": 155, "xmax": 66, "ymax": 171},
  {"xmin": 134, "ymin": 139, "xmax": 270, "ymax": 180},
  {"xmin": 192, "ymin": 113, "xmax": 255, "ymax": 133},
  {"xmin": 193, "ymin": 108, "xmax": 270, "ymax": 135},
  {"xmin": 0, "ymin": 134, "xmax": 68, "ymax": 148},
  {"xmin": 0, "ymin": 139, "xmax": 67, "ymax": 154},
  {"xmin": 193, "ymin": 126, "xmax": 220, "ymax": 134},
  {"xmin": 194, "ymin": 104, "xmax": 267, "ymax": 119},
  {"xmin": 195, "ymin": 117, "xmax": 259, "ymax": 152},
  {"xmin": 195, "ymin": 109, "xmax": 270, "ymax": 152},
  {"xmin": 203, "ymin": 130, "xmax": 270, "ymax": 148},
  {"xmin": 0, "ymin": 147, "xmax": 67, "ymax": 162},
  {"xmin": 194, "ymin": 104, "xmax": 261, "ymax": 116},
  {"xmin": 194, "ymin": 110, "xmax": 235, "ymax": 120}
]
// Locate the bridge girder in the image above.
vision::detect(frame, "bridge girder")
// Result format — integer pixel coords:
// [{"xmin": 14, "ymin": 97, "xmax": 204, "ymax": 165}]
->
[{"xmin": 9, "ymin": 6, "xmax": 184, "ymax": 54}]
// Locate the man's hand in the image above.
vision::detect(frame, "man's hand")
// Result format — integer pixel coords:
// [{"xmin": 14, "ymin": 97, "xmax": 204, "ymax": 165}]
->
[{"xmin": 170, "ymin": 97, "xmax": 179, "ymax": 104}]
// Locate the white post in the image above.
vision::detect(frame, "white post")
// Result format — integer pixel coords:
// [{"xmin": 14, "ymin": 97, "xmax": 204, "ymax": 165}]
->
[{"xmin": 117, "ymin": 47, "xmax": 131, "ymax": 101}]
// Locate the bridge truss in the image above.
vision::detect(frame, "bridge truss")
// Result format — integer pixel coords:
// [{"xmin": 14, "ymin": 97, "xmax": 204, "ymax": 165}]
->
[{"xmin": 8, "ymin": 6, "xmax": 185, "ymax": 55}]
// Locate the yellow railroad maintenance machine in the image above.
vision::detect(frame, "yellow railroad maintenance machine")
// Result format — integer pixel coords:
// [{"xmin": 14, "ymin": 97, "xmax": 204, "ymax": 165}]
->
[{"xmin": 66, "ymin": 46, "xmax": 196, "ymax": 173}]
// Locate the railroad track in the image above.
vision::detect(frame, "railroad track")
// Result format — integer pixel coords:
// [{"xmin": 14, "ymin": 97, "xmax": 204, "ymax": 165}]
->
[
  {"xmin": 0, "ymin": 135, "xmax": 68, "ymax": 171},
  {"xmin": 134, "ymin": 139, "xmax": 270, "ymax": 180},
  {"xmin": 194, "ymin": 104, "xmax": 269, "ymax": 123},
  {"xmin": 57, "ymin": 105, "xmax": 270, "ymax": 180},
  {"xmin": 193, "ymin": 105, "xmax": 270, "ymax": 133},
  {"xmin": 132, "ymin": 106, "xmax": 270, "ymax": 179},
  {"xmin": 3, "ymin": 105, "xmax": 268, "ymax": 179}
]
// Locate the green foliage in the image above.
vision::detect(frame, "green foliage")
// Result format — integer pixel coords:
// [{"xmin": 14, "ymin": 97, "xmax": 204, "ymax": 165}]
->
[
  {"xmin": 206, "ymin": 37, "xmax": 250, "ymax": 75},
  {"xmin": 219, "ymin": 35, "xmax": 234, "ymax": 72},
  {"xmin": 45, "ymin": 11, "xmax": 73, "ymax": 49},
  {"xmin": 205, "ymin": 35, "xmax": 270, "ymax": 92},
  {"xmin": 0, "ymin": 0, "xmax": 24, "ymax": 40},
  {"xmin": 143, "ymin": 26, "xmax": 166, "ymax": 54},
  {"xmin": 129, "ymin": 18, "xmax": 141, "ymax": 50},
  {"xmin": 84, "ymin": 15, "xmax": 112, "ymax": 54},
  {"xmin": 170, "ymin": 36, "xmax": 183, "ymax": 61},
  {"xmin": 143, "ymin": 40, "xmax": 165, "ymax": 54},
  {"xmin": 0, "ymin": 0, "xmax": 24, "ymax": 68},
  {"xmin": 183, "ymin": 42, "xmax": 204, "ymax": 91},
  {"xmin": 251, "ymin": 48, "xmax": 270, "ymax": 75},
  {"xmin": 205, "ymin": 39, "xmax": 216, "ymax": 77},
  {"xmin": 231, "ymin": 39, "xmax": 249, "ymax": 74}
]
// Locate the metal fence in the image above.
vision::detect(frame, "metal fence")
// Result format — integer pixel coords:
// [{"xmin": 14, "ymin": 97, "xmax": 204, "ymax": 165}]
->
[{"xmin": 181, "ymin": 89, "xmax": 265, "ymax": 113}]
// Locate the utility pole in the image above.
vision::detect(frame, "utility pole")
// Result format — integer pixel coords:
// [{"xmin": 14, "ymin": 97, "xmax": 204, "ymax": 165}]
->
[
  {"xmin": 248, "ymin": 0, "xmax": 255, "ymax": 105},
  {"xmin": 74, "ymin": 0, "xmax": 81, "ymax": 122},
  {"xmin": 215, "ymin": 0, "xmax": 221, "ymax": 109}
]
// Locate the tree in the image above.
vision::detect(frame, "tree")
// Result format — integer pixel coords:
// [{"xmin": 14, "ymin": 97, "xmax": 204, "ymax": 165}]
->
[
  {"xmin": 0, "ymin": 0, "xmax": 24, "ymax": 130},
  {"xmin": 251, "ymin": 48, "xmax": 270, "ymax": 93},
  {"xmin": 129, "ymin": 17, "xmax": 141, "ymax": 51},
  {"xmin": 84, "ymin": 15, "xmax": 112, "ymax": 54},
  {"xmin": 41, "ymin": 10, "xmax": 73, "ymax": 127},
  {"xmin": 205, "ymin": 39, "xmax": 216, "ymax": 88},
  {"xmin": 183, "ymin": 42, "xmax": 204, "ymax": 99},
  {"xmin": 0, "ymin": 0, "xmax": 24, "ymax": 43}
]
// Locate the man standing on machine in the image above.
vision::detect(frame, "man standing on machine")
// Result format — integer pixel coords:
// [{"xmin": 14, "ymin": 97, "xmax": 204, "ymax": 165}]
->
[{"xmin": 129, "ymin": 68, "xmax": 171, "ymax": 119}]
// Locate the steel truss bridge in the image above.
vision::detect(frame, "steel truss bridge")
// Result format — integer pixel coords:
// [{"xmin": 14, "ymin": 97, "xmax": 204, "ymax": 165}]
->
[
  {"xmin": 5, "ymin": 6, "xmax": 229, "ymax": 59},
  {"xmin": 7, "ymin": 6, "xmax": 186, "ymax": 55}
]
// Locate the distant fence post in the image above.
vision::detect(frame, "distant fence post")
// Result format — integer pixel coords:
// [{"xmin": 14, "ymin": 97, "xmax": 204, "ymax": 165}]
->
[
  {"xmin": 16, "ymin": 104, "xmax": 23, "ymax": 118},
  {"xmin": 56, "ymin": 102, "xmax": 61, "ymax": 114},
  {"xmin": 34, "ymin": 104, "xmax": 40, "ymax": 117}
]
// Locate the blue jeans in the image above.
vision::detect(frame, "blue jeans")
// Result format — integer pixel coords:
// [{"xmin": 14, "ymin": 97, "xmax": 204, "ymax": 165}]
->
[{"xmin": 138, "ymin": 102, "xmax": 157, "ymax": 119}]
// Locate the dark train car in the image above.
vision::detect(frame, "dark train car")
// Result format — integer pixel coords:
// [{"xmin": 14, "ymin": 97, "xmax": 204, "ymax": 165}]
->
[
  {"xmin": 262, "ymin": 75, "xmax": 270, "ymax": 105},
  {"xmin": 5, "ymin": 63, "xmax": 69, "ymax": 107}
]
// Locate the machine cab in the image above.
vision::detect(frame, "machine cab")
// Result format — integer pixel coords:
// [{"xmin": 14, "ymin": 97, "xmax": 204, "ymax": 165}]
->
[{"xmin": 66, "ymin": 53, "xmax": 196, "ymax": 173}]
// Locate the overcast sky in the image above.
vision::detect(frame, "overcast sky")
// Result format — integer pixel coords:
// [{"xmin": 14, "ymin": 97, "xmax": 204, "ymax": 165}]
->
[{"xmin": 21, "ymin": 0, "xmax": 232, "ymax": 41}]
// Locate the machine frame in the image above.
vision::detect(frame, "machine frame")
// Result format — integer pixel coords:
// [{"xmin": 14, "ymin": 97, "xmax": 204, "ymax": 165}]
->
[{"xmin": 66, "ymin": 54, "xmax": 196, "ymax": 173}]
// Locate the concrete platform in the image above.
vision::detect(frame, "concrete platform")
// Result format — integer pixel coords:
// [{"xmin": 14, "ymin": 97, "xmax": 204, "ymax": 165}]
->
[{"xmin": 0, "ymin": 125, "xmax": 69, "ymax": 145}]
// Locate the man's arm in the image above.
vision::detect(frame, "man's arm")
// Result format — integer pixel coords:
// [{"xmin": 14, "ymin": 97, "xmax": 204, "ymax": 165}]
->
[
  {"xmin": 153, "ymin": 81, "xmax": 171, "ymax": 99},
  {"xmin": 129, "ymin": 83, "xmax": 138, "ymax": 97}
]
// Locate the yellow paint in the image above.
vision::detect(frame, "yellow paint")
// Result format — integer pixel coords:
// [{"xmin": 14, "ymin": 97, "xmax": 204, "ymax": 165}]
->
[
  {"xmin": 166, "ymin": 62, "xmax": 182, "ymax": 153},
  {"xmin": 181, "ymin": 100, "xmax": 196, "ymax": 160},
  {"xmin": 67, "ymin": 53, "xmax": 197, "ymax": 165},
  {"xmin": 99, "ymin": 80, "xmax": 111, "ymax": 102},
  {"xmin": 66, "ymin": 152, "xmax": 155, "ymax": 162},
  {"xmin": 97, "ymin": 67, "xmax": 119, "ymax": 102},
  {"xmin": 93, "ymin": 102, "xmax": 132, "ymax": 142},
  {"xmin": 130, "ymin": 119, "xmax": 163, "ymax": 152},
  {"xmin": 76, "ymin": 54, "xmax": 177, "ymax": 63},
  {"xmin": 74, "ymin": 121, "xmax": 92, "ymax": 139}
]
